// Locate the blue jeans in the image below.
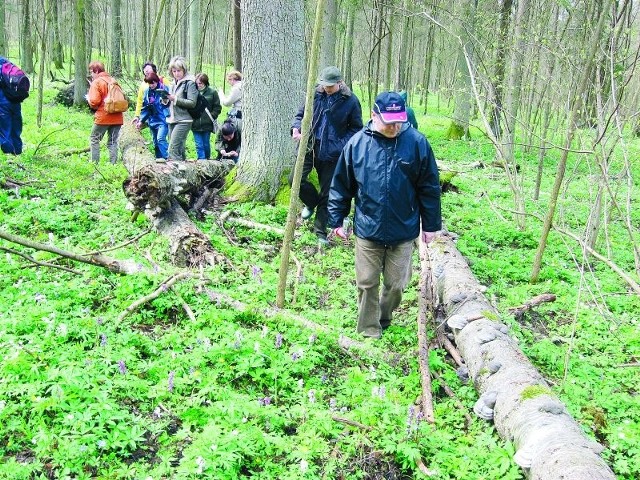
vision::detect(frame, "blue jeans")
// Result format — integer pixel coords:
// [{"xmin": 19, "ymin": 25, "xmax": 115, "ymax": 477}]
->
[
  {"xmin": 150, "ymin": 124, "xmax": 169, "ymax": 159},
  {"xmin": 193, "ymin": 131, "xmax": 211, "ymax": 159},
  {"xmin": 0, "ymin": 97, "xmax": 23, "ymax": 154}
]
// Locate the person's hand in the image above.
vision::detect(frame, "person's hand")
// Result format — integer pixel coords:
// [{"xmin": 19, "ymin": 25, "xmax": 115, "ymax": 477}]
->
[
  {"xmin": 220, "ymin": 150, "xmax": 227, "ymax": 156},
  {"xmin": 167, "ymin": 94, "xmax": 176, "ymax": 102},
  {"xmin": 422, "ymin": 231, "xmax": 437, "ymax": 244},
  {"xmin": 135, "ymin": 121, "xmax": 142, "ymax": 131},
  {"xmin": 131, "ymin": 116, "xmax": 139, "ymax": 125},
  {"xmin": 292, "ymin": 128, "xmax": 301, "ymax": 141},
  {"xmin": 228, "ymin": 150, "xmax": 238, "ymax": 157},
  {"xmin": 333, "ymin": 227, "xmax": 349, "ymax": 240}
]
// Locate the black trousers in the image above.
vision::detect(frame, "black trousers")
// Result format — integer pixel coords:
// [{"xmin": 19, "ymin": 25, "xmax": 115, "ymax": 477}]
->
[{"xmin": 289, "ymin": 142, "xmax": 338, "ymax": 239}]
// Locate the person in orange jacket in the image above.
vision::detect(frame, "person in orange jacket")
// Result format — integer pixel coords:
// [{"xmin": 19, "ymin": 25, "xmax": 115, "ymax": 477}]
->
[{"xmin": 87, "ymin": 61, "xmax": 124, "ymax": 164}]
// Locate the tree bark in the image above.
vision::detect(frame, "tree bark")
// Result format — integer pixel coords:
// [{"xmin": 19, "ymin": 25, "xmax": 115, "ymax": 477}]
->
[
  {"xmin": 118, "ymin": 123, "xmax": 221, "ymax": 267},
  {"xmin": 319, "ymin": 0, "xmax": 337, "ymax": 70},
  {"xmin": 73, "ymin": 0, "xmax": 88, "ymax": 105},
  {"xmin": 0, "ymin": 0, "xmax": 7, "ymax": 56},
  {"xmin": 111, "ymin": 0, "xmax": 123, "ymax": 77},
  {"xmin": 227, "ymin": 0, "xmax": 305, "ymax": 201},
  {"xmin": 429, "ymin": 235, "xmax": 615, "ymax": 479}
]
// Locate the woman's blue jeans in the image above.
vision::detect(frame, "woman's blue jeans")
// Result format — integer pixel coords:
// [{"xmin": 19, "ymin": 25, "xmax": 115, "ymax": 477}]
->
[
  {"xmin": 193, "ymin": 131, "xmax": 211, "ymax": 159},
  {"xmin": 150, "ymin": 124, "xmax": 169, "ymax": 159}
]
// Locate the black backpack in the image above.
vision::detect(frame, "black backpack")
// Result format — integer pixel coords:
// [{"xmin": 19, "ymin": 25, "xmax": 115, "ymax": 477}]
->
[{"xmin": 182, "ymin": 80, "xmax": 208, "ymax": 119}]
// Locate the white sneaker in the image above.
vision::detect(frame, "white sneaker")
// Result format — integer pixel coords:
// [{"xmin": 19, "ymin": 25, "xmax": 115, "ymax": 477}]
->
[{"xmin": 301, "ymin": 206, "xmax": 314, "ymax": 220}]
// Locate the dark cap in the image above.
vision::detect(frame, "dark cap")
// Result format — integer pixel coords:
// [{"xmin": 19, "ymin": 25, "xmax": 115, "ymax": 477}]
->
[
  {"xmin": 373, "ymin": 91, "xmax": 407, "ymax": 124},
  {"xmin": 318, "ymin": 66, "xmax": 342, "ymax": 86}
]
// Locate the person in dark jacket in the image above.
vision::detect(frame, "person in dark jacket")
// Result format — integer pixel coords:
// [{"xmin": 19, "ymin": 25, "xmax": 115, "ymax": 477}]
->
[
  {"xmin": 328, "ymin": 91, "xmax": 442, "ymax": 339},
  {"xmin": 192, "ymin": 73, "xmax": 222, "ymax": 159},
  {"xmin": 215, "ymin": 120, "xmax": 241, "ymax": 163},
  {"xmin": 138, "ymin": 73, "xmax": 170, "ymax": 159},
  {"xmin": 398, "ymin": 90, "xmax": 418, "ymax": 129},
  {"xmin": 289, "ymin": 66, "xmax": 363, "ymax": 245},
  {"xmin": 0, "ymin": 56, "xmax": 24, "ymax": 155}
]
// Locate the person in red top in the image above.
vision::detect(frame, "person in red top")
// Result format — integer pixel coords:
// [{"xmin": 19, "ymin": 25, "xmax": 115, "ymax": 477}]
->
[{"xmin": 87, "ymin": 61, "xmax": 124, "ymax": 164}]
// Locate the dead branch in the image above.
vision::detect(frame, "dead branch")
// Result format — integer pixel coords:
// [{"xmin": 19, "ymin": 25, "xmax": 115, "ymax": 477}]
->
[
  {"xmin": 508, "ymin": 293, "xmax": 557, "ymax": 317},
  {"xmin": 172, "ymin": 287, "xmax": 197, "ymax": 322},
  {"xmin": 118, "ymin": 272, "xmax": 193, "ymax": 321},
  {"xmin": 85, "ymin": 228, "xmax": 153, "ymax": 255},
  {"xmin": 331, "ymin": 416, "xmax": 373, "ymax": 431},
  {"xmin": 0, "ymin": 229, "xmax": 148, "ymax": 275},
  {"xmin": 54, "ymin": 147, "xmax": 91, "ymax": 157},
  {"xmin": 222, "ymin": 215, "xmax": 286, "ymax": 236},
  {"xmin": 290, "ymin": 252, "xmax": 303, "ymax": 305},
  {"xmin": 0, "ymin": 246, "xmax": 83, "ymax": 274},
  {"xmin": 416, "ymin": 457, "xmax": 437, "ymax": 477},
  {"xmin": 417, "ymin": 240, "xmax": 435, "ymax": 423}
]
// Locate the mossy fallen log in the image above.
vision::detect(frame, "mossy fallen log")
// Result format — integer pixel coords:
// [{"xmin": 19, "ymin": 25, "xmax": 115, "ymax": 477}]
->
[{"xmin": 429, "ymin": 234, "xmax": 615, "ymax": 480}]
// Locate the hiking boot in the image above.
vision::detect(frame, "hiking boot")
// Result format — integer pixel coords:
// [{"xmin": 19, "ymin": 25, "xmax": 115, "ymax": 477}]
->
[
  {"xmin": 380, "ymin": 319, "xmax": 391, "ymax": 331},
  {"xmin": 301, "ymin": 206, "xmax": 314, "ymax": 220},
  {"xmin": 155, "ymin": 158, "xmax": 167, "ymax": 163},
  {"xmin": 317, "ymin": 237, "xmax": 330, "ymax": 248}
]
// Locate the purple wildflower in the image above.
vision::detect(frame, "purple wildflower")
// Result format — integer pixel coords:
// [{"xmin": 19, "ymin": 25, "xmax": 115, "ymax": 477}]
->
[
  {"xmin": 308, "ymin": 334, "xmax": 317, "ymax": 344},
  {"xmin": 258, "ymin": 396, "xmax": 272, "ymax": 406},
  {"xmin": 117, "ymin": 360, "xmax": 126, "ymax": 375},
  {"xmin": 95, "ymin": 317, "xmax": 104, "ymax": 325},
  {"xmin": 275, "ymin": 333, "xmax": 283, "ymax": 349},
  {"xmin": 251, "ymin": 265, "xmax": 262, "ymax": 284},
  {"xmin": 329, "ymin": 398, "xmax": 337, "ymax": 411},
  {"xmin": 100, "ymin": 334, "xmax": 107, "ymax": 347},
  {"xmin": 168, "ymin": 371, "xmax": 175, "ymax": 393},
  {"xmin": 291, "ymin": 349, "xmax": 303, "ymax": 361},
  {"xmin": 308, "ymin": 389, "xmax": 316, "ymax": 403}
]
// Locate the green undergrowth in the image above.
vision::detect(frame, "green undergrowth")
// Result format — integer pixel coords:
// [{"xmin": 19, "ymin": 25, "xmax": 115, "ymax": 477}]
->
[{"xmin": 0, "ymin": 83, "xmax": 638, "ymax": 479}]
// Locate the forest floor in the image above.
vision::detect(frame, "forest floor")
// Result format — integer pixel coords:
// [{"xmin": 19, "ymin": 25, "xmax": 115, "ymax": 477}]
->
[{"xmin": 0, "ymin": 86, "xmax": 638, "ymax": 479}]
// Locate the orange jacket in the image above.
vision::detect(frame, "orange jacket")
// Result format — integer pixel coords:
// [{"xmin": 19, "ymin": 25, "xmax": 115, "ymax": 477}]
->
[{"xmin": 88, "ymin": 72, "xmax": 124, "ymax": 125}]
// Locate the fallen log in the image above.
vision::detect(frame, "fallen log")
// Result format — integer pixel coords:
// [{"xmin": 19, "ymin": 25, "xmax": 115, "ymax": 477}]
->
[
  {"xmin": 118, "ymin": 123, "xmax": 223, "ymax": 267},
  {"xmin": 429, "ymin": 234, "xmax": 615, "ymax": 480},
  {"xmin": 122, "ymin": 157, "xmax": 234, "ymax": 213}
]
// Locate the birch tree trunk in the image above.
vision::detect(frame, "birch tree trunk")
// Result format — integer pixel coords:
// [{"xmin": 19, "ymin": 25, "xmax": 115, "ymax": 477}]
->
[
  {"xmin": 227, "ymin": 0, "xmax": 305, "ymax": 202},
  {"xmin": 430, "ymin": 235, "xmax": 615, "ymax": 480}
]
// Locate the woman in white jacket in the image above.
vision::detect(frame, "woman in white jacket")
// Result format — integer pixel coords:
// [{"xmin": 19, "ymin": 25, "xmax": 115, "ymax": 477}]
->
[{"xmin": 218, "ymin": 70, "xmax": 243, "ymax": 128}]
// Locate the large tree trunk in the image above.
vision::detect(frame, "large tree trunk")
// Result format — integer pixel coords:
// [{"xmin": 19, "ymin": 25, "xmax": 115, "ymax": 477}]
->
[
  {"xmin": 118, "ymin": 124, "xmax": 224, "ymax": 267},
  {"xmin": 429, "ymin": 235, "xmax": 615, "ymax": 480},
  {"xmin": 227, "ymin": 0, "xmax": 305, "ymax": 201}
]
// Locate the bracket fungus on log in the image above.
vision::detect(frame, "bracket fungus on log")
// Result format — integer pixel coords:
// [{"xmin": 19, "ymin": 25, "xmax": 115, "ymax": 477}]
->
[{"xmin": 428, "ymin": 234, "xmax": 615, "ymax": 480}]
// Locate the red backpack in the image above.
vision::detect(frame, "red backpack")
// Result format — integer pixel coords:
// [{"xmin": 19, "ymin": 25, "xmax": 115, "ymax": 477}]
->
[{"xmin": 0, "ymin": 59, "xmax": 30, "ymax": 103}]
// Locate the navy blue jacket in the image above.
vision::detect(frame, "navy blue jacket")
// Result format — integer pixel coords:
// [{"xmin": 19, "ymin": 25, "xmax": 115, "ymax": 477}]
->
[
  {"xmin": 291, "ymin": 84, "xmax": 362, "ymax": 162},
  {"xmin": 328, "ymin": 121, "xmax": 441, "ymax": 245}
]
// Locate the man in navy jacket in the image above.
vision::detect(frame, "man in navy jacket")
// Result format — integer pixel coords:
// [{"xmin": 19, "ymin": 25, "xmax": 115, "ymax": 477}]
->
[
  {"xmin": 290, "ymin": 66, "xmax": 362, "ymax": 245},
  {"xmin": 328, "ymin": 91, "xmax": 441, "ymax": 338}
]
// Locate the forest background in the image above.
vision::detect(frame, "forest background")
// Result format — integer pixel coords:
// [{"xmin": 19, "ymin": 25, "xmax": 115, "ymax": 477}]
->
[{"xmin": 0, "ymin": 0, "xmax": 639, "ymax": 479}]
